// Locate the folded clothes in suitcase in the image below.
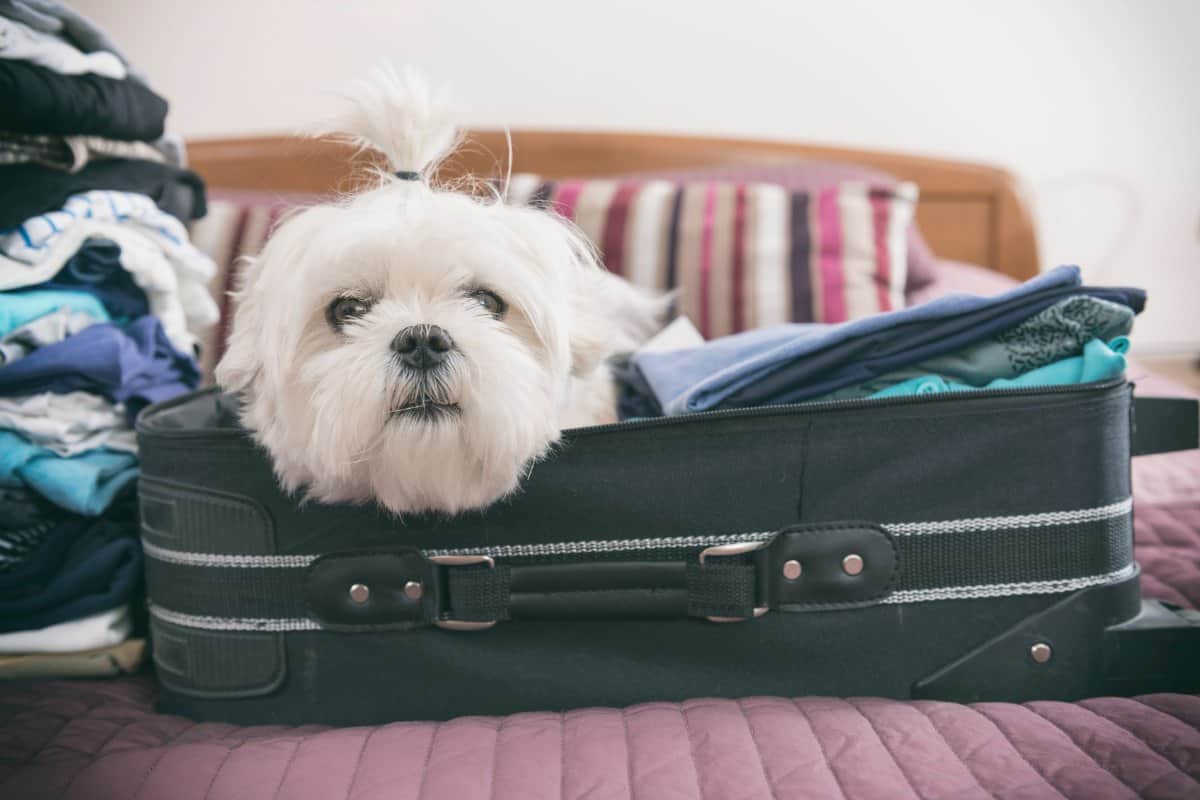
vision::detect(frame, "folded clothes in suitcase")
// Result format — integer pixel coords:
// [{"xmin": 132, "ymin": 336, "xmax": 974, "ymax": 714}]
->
[{"xmin": 137, "ymin": 379, "xmax": 1200, "ymax": 725}]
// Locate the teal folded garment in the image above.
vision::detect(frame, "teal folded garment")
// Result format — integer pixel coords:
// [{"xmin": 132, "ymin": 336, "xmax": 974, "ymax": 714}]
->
[
  {"xmin": 870, "ymin": 337, "xmax": 1128, "ymax": 399},
  {"xmin": 0, "ymin": 430, "xmax": 136, "ymax": 516},
  {"xmin": 0, "ymin": 290, "xmax": 109, "ymax": 337}
]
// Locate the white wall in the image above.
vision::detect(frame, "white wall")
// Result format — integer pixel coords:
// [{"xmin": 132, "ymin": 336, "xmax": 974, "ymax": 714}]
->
[{"xmin": 77, "ymin": 0, "xmax": 1200, "ymax": 352}]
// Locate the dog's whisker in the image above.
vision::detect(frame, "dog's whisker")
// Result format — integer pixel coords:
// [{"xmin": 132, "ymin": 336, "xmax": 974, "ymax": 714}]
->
[{"xmin": 333, "ymin": 436, "xmax": 386, "ymax": 468}]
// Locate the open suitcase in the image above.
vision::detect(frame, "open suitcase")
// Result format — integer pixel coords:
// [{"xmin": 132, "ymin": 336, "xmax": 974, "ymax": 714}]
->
[{"xmin": 137, "ymin": 378, "xmax": 1200, "ymax": 725}]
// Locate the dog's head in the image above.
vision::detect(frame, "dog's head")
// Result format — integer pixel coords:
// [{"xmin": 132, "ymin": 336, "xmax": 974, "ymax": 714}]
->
[{"xmin": 216, "ymin": 67, "xmax": 658, "ymax": 514}]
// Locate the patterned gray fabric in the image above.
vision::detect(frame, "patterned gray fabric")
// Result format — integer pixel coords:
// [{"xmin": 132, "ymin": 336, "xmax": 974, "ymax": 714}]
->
[{"xmin": 994, "ymin": 295, "xmax": 1134, "ymax": 374}]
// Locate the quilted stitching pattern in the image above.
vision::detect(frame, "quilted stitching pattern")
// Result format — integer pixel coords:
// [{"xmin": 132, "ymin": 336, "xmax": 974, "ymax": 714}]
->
[{"xmin": 2, "ymin": 679, "xmax": 1199, "ymax": 800}]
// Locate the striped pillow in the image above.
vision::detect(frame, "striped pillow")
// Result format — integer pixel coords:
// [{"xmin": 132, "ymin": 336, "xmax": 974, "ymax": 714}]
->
[{"xmin": 508, "ymin": 175, "xmax": 918, "ymax": 338}]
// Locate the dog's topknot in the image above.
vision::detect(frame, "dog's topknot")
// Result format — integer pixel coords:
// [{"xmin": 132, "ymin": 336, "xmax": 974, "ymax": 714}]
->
[{"xmin": 325, "ymin": 64, "xmax": 459, "ymax": 180}]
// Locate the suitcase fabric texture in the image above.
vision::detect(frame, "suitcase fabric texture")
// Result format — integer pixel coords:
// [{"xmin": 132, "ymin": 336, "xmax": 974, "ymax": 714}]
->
[{"xmin": 136, "ymin": 379, "xmax": 1200, "ymax": 725}]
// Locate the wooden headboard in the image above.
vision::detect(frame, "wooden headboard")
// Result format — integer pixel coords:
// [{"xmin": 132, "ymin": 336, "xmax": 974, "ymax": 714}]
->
[{"xmin": 188, "ymin": 131, "xmax": 1039, "ymax": 281}]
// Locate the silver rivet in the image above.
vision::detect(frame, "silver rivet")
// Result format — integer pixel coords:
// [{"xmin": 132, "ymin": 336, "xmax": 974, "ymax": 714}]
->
[
  {"xmin": 349, "ymin": 583, "xmax": 370, "ymax": 604},
  {"xmin": 782, "ymin": 560, "xmax": 803, "ymax": 580},
  {"xmin": 842, "ymin": 554, "xmax": 864, "ymax": 576},
  {"xmin": 404, "ymin": 580, "xmax": 424, "ymax": 600},
  {"xmin": 1030, "ymin": 642, "xmax": 1053, "ymax": 664}
]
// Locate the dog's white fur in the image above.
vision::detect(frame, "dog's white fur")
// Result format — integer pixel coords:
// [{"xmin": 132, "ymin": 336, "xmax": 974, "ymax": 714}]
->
[{"xmin": 216, "ymin": 66, "xmax": 663, "ymax": 514}]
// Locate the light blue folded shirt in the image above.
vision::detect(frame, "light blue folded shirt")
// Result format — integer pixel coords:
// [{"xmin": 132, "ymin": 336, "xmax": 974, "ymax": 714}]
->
[
  {"xmin": 0, "ymin": 430, "xmax": 137, "ymax": 516},
  {"xmin": 871, "ymin": 337, "xmax": 1128, "ymax": 399},
  {"xmin": 0, "ymin": 290, "xmax": 109, "ymax": 337}
]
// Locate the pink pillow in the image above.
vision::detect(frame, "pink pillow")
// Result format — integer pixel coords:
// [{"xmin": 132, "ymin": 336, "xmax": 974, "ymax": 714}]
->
[{"xmin": 509, "ymin": 175, "xmax": 918, "ymax": 338}]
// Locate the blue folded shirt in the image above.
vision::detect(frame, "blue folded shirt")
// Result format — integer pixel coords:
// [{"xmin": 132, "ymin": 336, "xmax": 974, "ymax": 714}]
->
[
  {"xmin": 0, "ymin": 314, "xmax": 198, "ymax": 419},
  {"xmin": 632, "ymin": 266, "xmax": 1145, "ymax": 415},
  {"xmin": 0, "ymin": 431, "xmax": 138, "ymax": 516}
]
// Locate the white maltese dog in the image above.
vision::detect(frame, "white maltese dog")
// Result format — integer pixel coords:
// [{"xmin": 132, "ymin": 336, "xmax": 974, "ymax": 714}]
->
[{"xmin": 216, "ymin": 67, "xmax": 664, "ymax": 514}]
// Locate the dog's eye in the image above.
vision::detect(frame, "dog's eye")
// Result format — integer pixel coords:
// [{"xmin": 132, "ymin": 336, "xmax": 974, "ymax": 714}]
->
[
  {"xmin": 467, "ymin": 288, "xmax": 506, "ymax": 318},
  {"xmin": 327, "ymin": 296, "xmax": 372, "ymax": 329}
]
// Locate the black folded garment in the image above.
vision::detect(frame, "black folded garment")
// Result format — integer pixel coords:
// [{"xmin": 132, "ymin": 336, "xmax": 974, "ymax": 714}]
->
[
  {"xmin": 0, "ymin": 159, "xmax": 207, "ymax": 227},
  {"xmin": 0, "ymin": 513, "xmax": 143, "ymax": 632},
  {"xmin": 0, "ymin": 59, "xmax": 167, "ymax": 141},
  {"xmin": 0, "ymin": 486, "xmax": 64, "ymax": 532}
]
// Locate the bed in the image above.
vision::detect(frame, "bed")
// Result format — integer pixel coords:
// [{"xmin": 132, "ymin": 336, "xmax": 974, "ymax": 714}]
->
[{"xmin": 2, "ymin": 132, "xmax": 1197, "ymax": 799}]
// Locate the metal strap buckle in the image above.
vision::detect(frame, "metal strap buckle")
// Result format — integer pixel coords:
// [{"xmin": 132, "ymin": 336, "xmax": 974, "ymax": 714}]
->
[
  {"xmin": 698, "ymin": 542, "xmax": 770, "ymax": 623},
  {"xmin": 429, "ymin": 554, "xmax": 498, "ymax": 631}
]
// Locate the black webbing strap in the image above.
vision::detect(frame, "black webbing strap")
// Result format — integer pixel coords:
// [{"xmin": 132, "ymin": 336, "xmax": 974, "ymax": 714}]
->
[
  {"xmin": 446, "ymin": 564, "xmax": 512, "ymax": 622},
  {"xmin": 1133, "ymin": 397, "xmax": 1199, "ymax": 456},
  {"xmin": 685, "ymin": 562, "xmax": 758, "ymax": 618},
  {"xmin": 143, "ymin": 507, "xmax": 1135, "ymax": 628},
  {"xmin": 444, "ymin": 559, "xmax": 758, "ymax": 621}
]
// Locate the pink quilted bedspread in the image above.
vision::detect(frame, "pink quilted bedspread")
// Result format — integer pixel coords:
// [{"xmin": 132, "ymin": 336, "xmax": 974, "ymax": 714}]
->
[
  {"xmin": 2, "ymin": 263, "xmax": 1198, "ymax": 799},
  {"xmin": 2, "ymin": 679, "xmax": 1198, "ymax": 799}
]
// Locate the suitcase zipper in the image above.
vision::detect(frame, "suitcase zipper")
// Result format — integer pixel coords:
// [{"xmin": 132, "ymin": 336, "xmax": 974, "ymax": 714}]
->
[
  {"xmin": 565, "ymin": 377, "xmax": 1129, "ymax": 436},
  {"xmin": 137, "ymin": 378, "xmax": 1129, "ymax": 440}
]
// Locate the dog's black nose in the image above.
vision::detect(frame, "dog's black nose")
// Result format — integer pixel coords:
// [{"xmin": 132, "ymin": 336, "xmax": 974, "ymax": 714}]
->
[{"xmin": 392, "ymin": 325, "xmax": 454, "ymax": 370}]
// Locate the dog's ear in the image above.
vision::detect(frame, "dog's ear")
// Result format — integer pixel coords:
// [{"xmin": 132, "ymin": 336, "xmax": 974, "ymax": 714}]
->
[
  {"xmin": 567, "ymin": 308, "xmax": 613, "ymax": 377},
  {"xmin": 568, "ymin": 266, "xmax": 672, "ymax": 376}
]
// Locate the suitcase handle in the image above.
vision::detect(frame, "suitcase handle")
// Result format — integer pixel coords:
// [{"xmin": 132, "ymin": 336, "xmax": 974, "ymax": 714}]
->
[
  {"xmin": 430, "ymin": 523, "xmax": 899, "ymax": 628},
  {"xmin": 297, "ymin": 524, "xmax": 900, "ymax": 630}
]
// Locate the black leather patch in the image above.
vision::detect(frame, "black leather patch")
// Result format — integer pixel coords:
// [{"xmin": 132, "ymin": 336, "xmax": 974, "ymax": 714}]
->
[
  {"xmin": 765, "ymin": 523, "xmax": 897, "ymax": 609},
  {"xmin": 305, "ymin": 549, "xmax": 435, "ymax": 630}
]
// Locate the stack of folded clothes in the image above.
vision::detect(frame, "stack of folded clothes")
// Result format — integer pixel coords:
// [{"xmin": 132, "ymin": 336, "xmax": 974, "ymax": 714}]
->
[
  {"xmin": 0, "ymin": 1, "xmax": 213, "ymax": 679},
  {"xmin": 616, "ymin": 265, "xmax": 1145, "ymax": 419}
]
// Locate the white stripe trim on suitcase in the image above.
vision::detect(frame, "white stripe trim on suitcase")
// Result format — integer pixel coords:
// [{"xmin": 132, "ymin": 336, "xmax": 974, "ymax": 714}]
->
[
  {"xmin": 149, "ymin": 604, "xmax": 321, "ymax": 632},
  {"xmin": 881, "ymin": 563, "xmax": 1137, "ymax": 604},
  {"xmin": 141, "ymin": 497, "xmax": 1133, "ymax": 568},
  {"xmin": 883, "ymin": 497, "xmax": 1133, "ymax": 536},
  {"xmin": 147, "ymin": 562, "xmax": 1140, "ymax": 632}
]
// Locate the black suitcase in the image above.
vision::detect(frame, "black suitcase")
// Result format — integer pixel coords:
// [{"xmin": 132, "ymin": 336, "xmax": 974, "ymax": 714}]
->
[{"xmin": 136, "ymin": 379, "xmax": 1200, "ymax": 725}]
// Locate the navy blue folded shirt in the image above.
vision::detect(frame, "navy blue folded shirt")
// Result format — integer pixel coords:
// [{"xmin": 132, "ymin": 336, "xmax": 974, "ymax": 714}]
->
[
  {"xmin": 22, "ymin": 239, "xmax": 150, "ymax": 320},
  {"xmin": 0, "ymin": 511, "xmax": 142, "ymax": 633}
]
